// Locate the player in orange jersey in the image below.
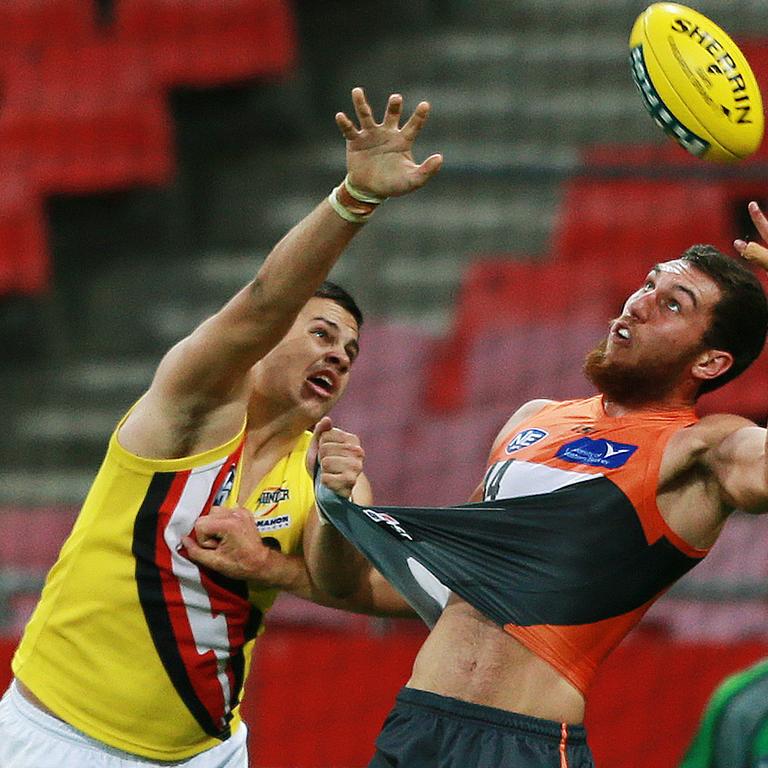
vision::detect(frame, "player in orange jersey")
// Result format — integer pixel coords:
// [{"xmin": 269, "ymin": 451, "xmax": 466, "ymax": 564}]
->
[{"xmin": 299, "ymin": 207, "xmax": 768, "ymax": 766}]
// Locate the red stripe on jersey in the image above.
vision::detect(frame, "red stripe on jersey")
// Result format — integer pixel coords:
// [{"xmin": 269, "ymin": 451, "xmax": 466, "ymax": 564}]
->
[
  {"xmin": 154, "ymin": 444, "xmax": 249, "ymax": 733},
  {"xmin": 154, "ymin": 470, "xmax": 228, "ymax": 730},
  {"xmin": 196, "ymin": 442, "xmax": 251, "ymax": 713}
]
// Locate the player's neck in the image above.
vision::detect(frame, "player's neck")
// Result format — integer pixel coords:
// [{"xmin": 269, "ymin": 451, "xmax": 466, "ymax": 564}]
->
[
  {"xmin": 600, "ymin": 374, "xmax": 699, "ymax": 418},
  {"xmin": 243, "ymin": 407, "xmax": 309, "ymax": 456},
  {"xmin": 237, "ymin": 419, "xmax": 307, "ymax": 505},
  {"xmin": 601, "ymin": 392, "xmax": 696, "ymax": 418}
]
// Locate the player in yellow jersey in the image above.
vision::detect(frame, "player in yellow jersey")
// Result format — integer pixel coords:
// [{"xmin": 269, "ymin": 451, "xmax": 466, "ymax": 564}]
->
[{"xmin": 0, "ymin": 87, "xmax": 441, "ymax": 768}]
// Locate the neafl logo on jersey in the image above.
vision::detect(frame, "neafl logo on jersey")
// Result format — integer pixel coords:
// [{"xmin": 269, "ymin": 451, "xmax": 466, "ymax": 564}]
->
[{"xmin": 506, "ymin": 428, "xmax": 548, "ymax": 454}]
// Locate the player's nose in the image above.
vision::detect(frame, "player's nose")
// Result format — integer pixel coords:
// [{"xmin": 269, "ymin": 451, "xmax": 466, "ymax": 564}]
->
[
  {"xmin": 626, "ymin": 290, "xmax": 653, "ymax": 322},
  {"xmin": 325, "ymin": 344, "xmax": 351, "ymax": 371}
]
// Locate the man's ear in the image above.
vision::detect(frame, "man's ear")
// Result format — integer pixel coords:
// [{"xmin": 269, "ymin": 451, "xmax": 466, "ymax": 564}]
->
[{"xmin": 691, "ymin": 349, "xmax": 734, "ymax": 383}]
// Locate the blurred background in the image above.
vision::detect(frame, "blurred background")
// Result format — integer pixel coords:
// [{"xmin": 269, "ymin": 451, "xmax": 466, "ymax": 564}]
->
[{"xmin": 2, "ymin": 1, "xmax": 768, "ymax": 765}]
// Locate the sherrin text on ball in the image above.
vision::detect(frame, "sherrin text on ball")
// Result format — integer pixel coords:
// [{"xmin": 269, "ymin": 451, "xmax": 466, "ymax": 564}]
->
[{"xmin": 630, "ymin": 2, "xmax": 764, "ymax": 162}]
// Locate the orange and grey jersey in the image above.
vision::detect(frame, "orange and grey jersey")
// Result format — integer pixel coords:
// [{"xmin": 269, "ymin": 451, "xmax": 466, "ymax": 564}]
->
[
  {"xmin": 483, "ymin": 395, "xmax": 704, "ymax": 692},
  {"xmin": 316, "ymin": 395, "xmax": 706, "ymax": 695},
  {"xmin": 13, "ymin": 415, "xmax": 316, "ymax": 762}
]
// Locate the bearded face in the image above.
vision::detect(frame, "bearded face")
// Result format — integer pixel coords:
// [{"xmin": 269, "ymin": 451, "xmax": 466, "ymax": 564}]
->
[
  {"xmin": 584, "ymin": 261, "xmax": 730, "ymax": 406},
  {"xmin": 583, "ymin": 338, "xmax": 704, "ymax": 406}
]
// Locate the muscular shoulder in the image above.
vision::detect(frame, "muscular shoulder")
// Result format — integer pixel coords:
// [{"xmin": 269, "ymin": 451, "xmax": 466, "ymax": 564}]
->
[
  {"xmin": 662, "ymin": 411, "xmax": 768, "ymax": 517},
  {"xmin": 489, "ymin": 399, "xmax": 555, "ymax": 455},
  {"xmin": 663, "ymin": 412, "xmax": 759, "ymax": 475}
]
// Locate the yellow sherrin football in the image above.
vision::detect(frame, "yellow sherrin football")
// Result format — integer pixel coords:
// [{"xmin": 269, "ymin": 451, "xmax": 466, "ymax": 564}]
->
[{"xmin": 630, "ymin": 3, "xmax": 764, "ymax": 162}]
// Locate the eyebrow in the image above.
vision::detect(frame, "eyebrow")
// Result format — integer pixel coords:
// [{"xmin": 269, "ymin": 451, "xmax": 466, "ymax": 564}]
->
[
  {"xmin": 650, "ymin": 265, "xmax": 699, "ymax": 308},
  {"xmin": 311, "ymin": 316, "xmax": 360, "ymax": 359}
]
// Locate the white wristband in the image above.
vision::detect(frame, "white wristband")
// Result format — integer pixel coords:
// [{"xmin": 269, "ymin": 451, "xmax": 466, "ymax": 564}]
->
[
  {"xmin": 344, "ymin": 175, "xmax": 387, "ymax": 205},
  {"xmin": 327, "ymin": 176, "xmax": 387, "ymax": 224},
  {"xmin": 327, "ymin": 187, "xmax": 369, "ymax": 223}
]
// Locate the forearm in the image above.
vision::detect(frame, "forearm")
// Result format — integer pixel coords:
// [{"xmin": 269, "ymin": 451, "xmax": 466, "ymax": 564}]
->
[
  {"xmin": 245, "ymin": 199, "xmax": 362, "ymax": 345},
  {"xmin": 303, "ymin": 510, "xmax": 372, "ymax": 599},
  {"xmin": 301, "ymin": 509, "xmax": 415, "ymax": 617},
  {"xmin": 251, "ymin": 551, "xmax": 315, "ymax": 599}
]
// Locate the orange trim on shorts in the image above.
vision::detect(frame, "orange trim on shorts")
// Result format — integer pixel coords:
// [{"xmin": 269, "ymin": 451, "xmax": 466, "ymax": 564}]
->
[{"xmin": 560, "ymin": 722, "xmax": 569, "ymax": 768}]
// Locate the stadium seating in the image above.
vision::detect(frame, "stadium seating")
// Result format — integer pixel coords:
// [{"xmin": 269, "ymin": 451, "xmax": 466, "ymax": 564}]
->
[
  {"xmin": 424, "ymin": 257, "xmax": 614, "ymax": 412},
  {"xmin": 0, "ymin": 0, "xmax": 299, "ymax": 298},
  {"xmin": 0, "ymin": 506, "xmax": 78, "ymax": 633},
  {"xmin": 738, "ymin": 39, "xmax": 768, "ymax": 161},
  {"xmin": 0, "ymin": 42, "xmax": 174, "ymax": 197},
  {"xmin": 0, "ymin": 172, "xmax": 47, "ymax": 296},
  {"xmin": 0, "ymin": 0, "xmax": 94, "ymax": 53},
  {"xmin": 643, "ymin": 512, "xmax": 768, "ymax": 642},
  {"xmin": 551, "ymin": 175, "xmax": 734, "ymax": 286},
  {"xmin": 114, "ymin": 0, "xmax": 297, "ymax": 88},
  {"xmin": 333, "ymin": 322, "xmax": 435, "ymax": 430},
  {"xmin": 0, "ymin": 507, "xmax": 77, "ymax": 569}
]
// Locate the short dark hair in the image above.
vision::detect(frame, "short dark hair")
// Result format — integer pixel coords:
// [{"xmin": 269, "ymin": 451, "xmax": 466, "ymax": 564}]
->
[
  {"xmin": 681, "ymin": 244, "xmax": 768, "ymax": 395},
  {"xmin": 313, "ymin": 280, "xmax": 364, "ymax": 329}
]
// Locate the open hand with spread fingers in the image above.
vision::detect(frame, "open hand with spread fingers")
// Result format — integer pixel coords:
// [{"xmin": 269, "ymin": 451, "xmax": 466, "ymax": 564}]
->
[
  {"xmin": 336, "ymin": 86, "xmax": 443, "ymax": 200},
  {"xmin": 735, "ymin": 201, "xmax": 768, "ymax": 270}
]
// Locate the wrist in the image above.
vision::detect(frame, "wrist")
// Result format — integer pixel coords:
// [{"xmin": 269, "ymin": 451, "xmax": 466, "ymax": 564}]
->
[
  {"xmin": 344, "ymin": 176, "xmax": 387, "ymax": 205},
  {"xmin": 316, "ymin": 505, "xmax": 332, "ymax": 526},
  {"xmin": 260, "ymin": 549, "xmax": 302, "ymax": 591},
  {"xmin": 327, "ymin": 175, "xmax": 386, "ymax": 224}
]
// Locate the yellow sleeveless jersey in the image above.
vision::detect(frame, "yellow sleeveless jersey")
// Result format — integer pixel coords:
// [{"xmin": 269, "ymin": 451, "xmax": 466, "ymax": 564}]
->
[{"xmin": 12, "ymin": 416, "xmax": 315, "ymax": 762}]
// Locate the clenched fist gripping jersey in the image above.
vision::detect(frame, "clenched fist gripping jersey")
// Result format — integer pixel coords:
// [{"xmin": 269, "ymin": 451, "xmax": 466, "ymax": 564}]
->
[
  {"xmin": 316, "ymin": 395, "xmax": 707, "ymax": 693},
  {"xmin": 12, "ymin": 412, "xmax": 315, "ymax": 762}
]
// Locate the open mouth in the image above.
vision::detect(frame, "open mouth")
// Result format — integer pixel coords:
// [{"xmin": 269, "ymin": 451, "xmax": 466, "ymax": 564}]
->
[
  {"xmin": 306, "ymin": 373, "xmax": 336, "ymax": 397},
  {"xmin": 611, "ymin": 321, "xmax": 632, "ymax": 343}
]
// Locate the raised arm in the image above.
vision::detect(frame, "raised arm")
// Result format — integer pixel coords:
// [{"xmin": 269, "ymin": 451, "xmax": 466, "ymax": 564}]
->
[
  {"xmin": 120, "ymin": 88, "xmax": 443, "ymax": 459},
  {"xmin": 702, "ymin": 421, "xmax": 768, "ymax": 515},
  {"xmin": 703, "ymin": 201, "xmax": 768, "ymax": 515}
]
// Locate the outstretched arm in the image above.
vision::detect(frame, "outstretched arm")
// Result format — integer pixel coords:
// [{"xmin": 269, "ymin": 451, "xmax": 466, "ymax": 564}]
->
[
  {"xmin": 120, "ymin": 88, "xmax": 443, "ymax": 460},
  {"xmin": 704, "ymin": 202, "xmax": 768, "ymax": 515}
]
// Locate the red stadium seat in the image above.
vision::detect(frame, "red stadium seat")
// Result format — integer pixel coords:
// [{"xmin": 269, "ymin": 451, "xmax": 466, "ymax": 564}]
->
[
  {"xmin": 395, "ymin": 406, "xmax": 508, "ymax": 506},
  {"xmin": 0, "ymin": 0, "xmax": 95, "ymax": 52},
  {"xmin": 0, "ymin": 43, "xmax": 174, "ymax": 196},
  {"xmin": 464, "ymin": 322, "xmax": 600, "ymax": 412},
  {"xmin": 333, "ymin": 321, "xmax": 436, "ymax": 431},
  {"xmin": 115, "ymin": 0, "xmax": 297, "ymax": 89},
  {"xmin": 550, "ymin": 174, "xmax": 737, "ymax": 326},
  {"xmin": 0, "ymin": 507, "xmax": 77, "ymax": 568},
  {"xmin": 736, "ymin": 39, "xmax": 768, "ymax": 160},
  {"xmin": 552, "ymin": 176, "xmax": 733, "ymax": 262},
  {"xmin": 0, "ymin": 172, "xmax": 48, "ymax": 297},
  {"xmin": 424, "ymin": 257, "xmax": 614, "ymax": 413}
]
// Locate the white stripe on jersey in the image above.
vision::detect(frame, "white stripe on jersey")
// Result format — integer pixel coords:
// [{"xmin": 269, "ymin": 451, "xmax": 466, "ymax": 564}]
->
[
  {"xmin": 164, "ymin": 460, "xmax": 233, "ymax": 720},
  {"xmin": 484, "ymin": 460, "xmax": 601, "ymax": 501}
]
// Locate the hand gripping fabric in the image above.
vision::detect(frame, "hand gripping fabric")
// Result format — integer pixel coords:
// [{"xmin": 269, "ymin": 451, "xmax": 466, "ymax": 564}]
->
[{"xmin": 313, "ymin": 472, "xmax": 701, "ymax": 632}]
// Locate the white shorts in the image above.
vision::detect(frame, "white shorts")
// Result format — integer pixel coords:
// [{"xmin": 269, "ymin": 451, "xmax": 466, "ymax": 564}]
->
[{"xmin": 0, "ymin": 680, "xmax": 249, "ymax": 768}]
